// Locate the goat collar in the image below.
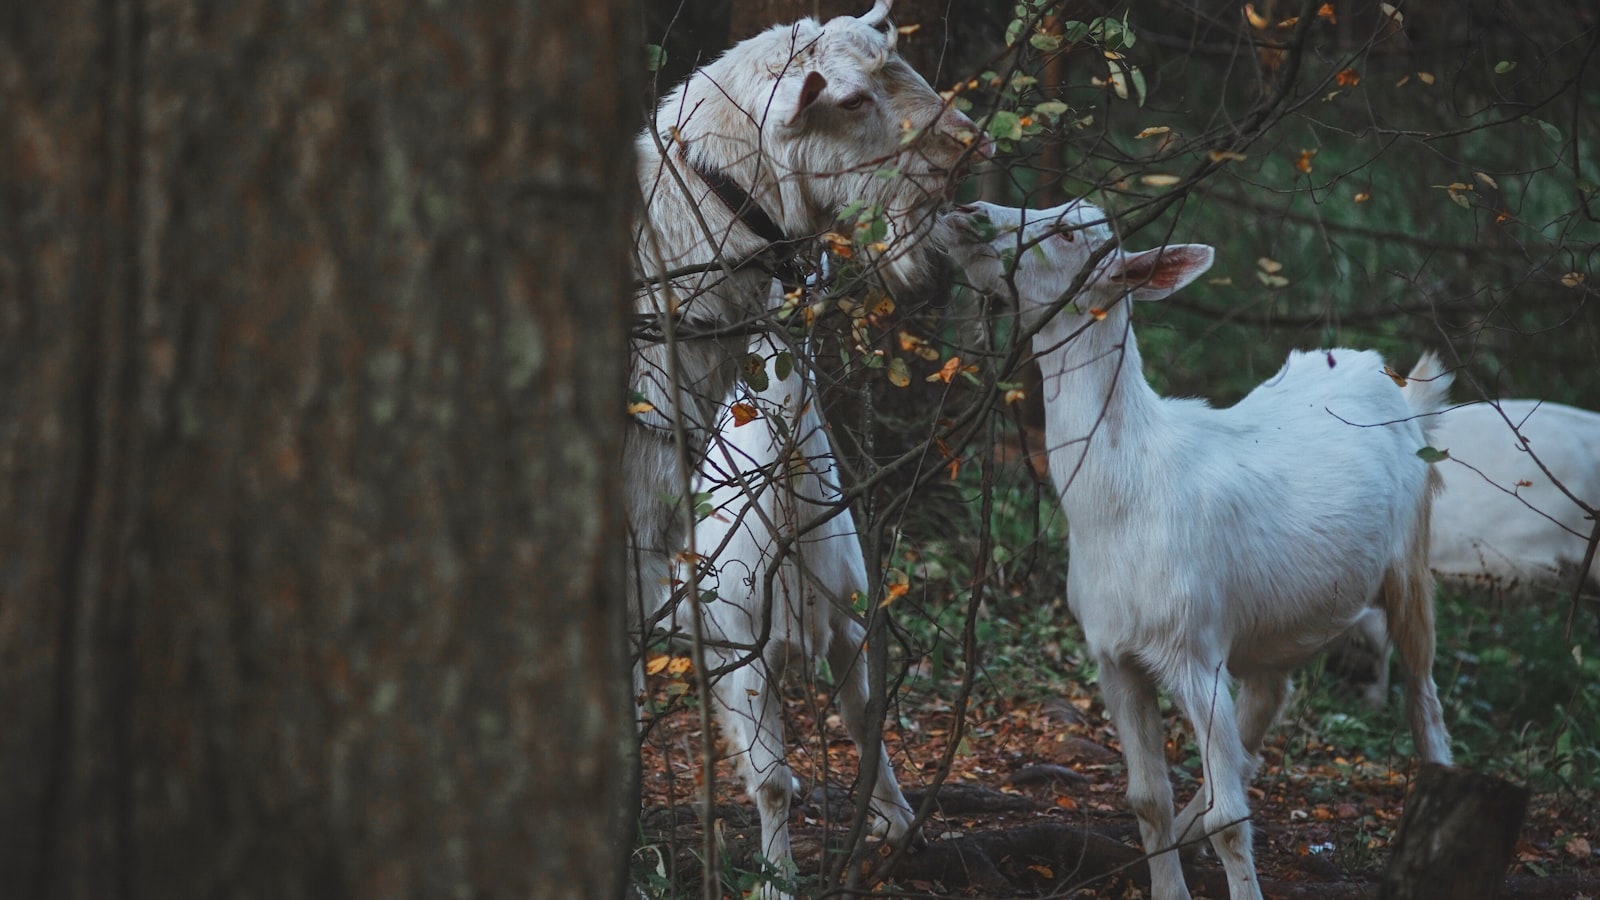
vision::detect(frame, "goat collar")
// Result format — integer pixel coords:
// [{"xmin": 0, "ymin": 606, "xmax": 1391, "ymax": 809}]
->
[{"xmin": 680, "ymin": 144, "xmax": 799, "ymax": 252}]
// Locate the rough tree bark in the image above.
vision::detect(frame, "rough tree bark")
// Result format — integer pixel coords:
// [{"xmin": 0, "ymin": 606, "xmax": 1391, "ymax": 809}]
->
[
  {"xmin": 0, "ymin": 1, "xmax": 638, "ymax": 898},
  {"xmin": 1377, "ymin": 764, "xmax": 1531, "ymax": 900}
]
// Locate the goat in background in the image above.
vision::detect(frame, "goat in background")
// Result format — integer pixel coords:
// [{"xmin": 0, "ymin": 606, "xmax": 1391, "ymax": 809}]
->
[{"xmin": 1345, "ymin": 398, "xmax": 1600, "ymax": 705}]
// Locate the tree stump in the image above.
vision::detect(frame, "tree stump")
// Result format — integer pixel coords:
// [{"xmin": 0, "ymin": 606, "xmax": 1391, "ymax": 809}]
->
[{"xmin": 1377, "ymin": 764, "xmax": 1530, "ymax": 900}]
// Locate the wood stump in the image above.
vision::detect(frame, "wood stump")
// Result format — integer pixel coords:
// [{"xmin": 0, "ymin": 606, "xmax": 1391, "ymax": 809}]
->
[{"xmin": 1377, "ymin": 764, "xmax": 1530, "ymax": 900}]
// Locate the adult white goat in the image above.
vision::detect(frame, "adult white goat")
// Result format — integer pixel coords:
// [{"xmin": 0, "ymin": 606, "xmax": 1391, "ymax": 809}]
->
[
  {"xmin": 672, "ymin": 330, "xmax": 915, "ymax": 883},
  {"xmin": 1345, "ymin": 399, "xmax": 1600, "ymax": 704},
  {"xmin": 628, "ymin": 0, "xmax": 978, "ymax": 887},
  {"xmin": 940, "ymin": 200, "xmax": 1455, "ymax": 900}
]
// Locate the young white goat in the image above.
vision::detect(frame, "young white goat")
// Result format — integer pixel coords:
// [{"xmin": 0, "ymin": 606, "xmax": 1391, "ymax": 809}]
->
[
  {"xmin": 627, "ymin": 3, "xmax": 978, "ymax": 884},
  {"xmin": 668, "ymin": 330, "xmax": 915, "ymax": 882},
  {"xmin": 941, "ymin": 201, "xmax": 1454, "ymax": 900},
  {"xmin": 1346, "ymin": 398, "xmax": 1600, "ymax": 704}
]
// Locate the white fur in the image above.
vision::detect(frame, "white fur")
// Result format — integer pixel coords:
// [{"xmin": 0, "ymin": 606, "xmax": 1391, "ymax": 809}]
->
[
  {"xmin": 668, "ymin": 330, "xmax": 915, "ymax": 881},
  {"xmin": 626, "ymin": 5, "xmax": 976, "ymax": 891},
  {"xmin": 1348, "ymin": 399, "xmax": 1599, "ymax": 704},
  {"xmin": 941, "ymin": 200, "xmax": 1455, "ymax": 900}
]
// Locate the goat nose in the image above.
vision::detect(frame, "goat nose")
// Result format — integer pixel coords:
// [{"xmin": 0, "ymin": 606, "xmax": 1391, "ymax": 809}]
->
[{"xmin": 972, "ymin": 131, "xmax": 996, "ymax": 160}]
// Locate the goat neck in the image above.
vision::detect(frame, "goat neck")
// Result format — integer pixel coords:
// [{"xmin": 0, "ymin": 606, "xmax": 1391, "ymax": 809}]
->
[{"xmin": 1032, "ymin": 288, "xmax": 1165, "ymax": 507}]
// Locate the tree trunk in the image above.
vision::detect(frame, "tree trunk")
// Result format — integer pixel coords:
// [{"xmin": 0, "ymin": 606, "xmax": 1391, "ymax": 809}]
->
[
  {"xmin": 0, "ymin": 2, "xmax": 638, "ymax": 898},
  {"xmin": 1377, "ymin": 764, "xmax": 1530, "ymax": 900}
]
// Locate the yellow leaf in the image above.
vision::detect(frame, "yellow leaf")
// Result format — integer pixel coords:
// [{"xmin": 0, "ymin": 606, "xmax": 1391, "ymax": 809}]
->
[
  {"xmin": 895, "ymin": 23, "xmax": 921, "ymax": 35},
  {"xmin": 1088, "ymin": 307, "xmax": 1108, "ymax": 321},
  {"xmin": 1207, "ymin": 276, "xmax": 1234, "ymax": 286},
  {"xmin": 887, "ymin": 356, "xmax": 911, "ymax": 387},
  {"xmin": 1379, "ymin": 2, "xmax": 1403, "ymax": 26},
  {"xmin": 1394, "ymin": 74, "xmax": 1411, "ymax": 87},
  {"xmin": 730, "ymin": 403, "xmax": 759, "ymax": 427},
  {"xmin": 1257, "ymin": 257, "xmax": 1284, "ymax": 273},
  {"xmin": 1003, "ymin": 387, "xmax": 1027, "ymax": 404},
  {"xmin": 1353, "ymin": 191, "xmax": 1371, "ymax": 203},
  {"xmin": 898, "ymin": 329, "xmax": 925, "ymax": 352},
  {"xmin": 628, "ymin": 400, "xmax": 656, "ymax": 415},
  {"xmin": 1475, "ymin": 171, "xmax": 1499, "ymax": 190},
  {"xmin": 1028, "ymin": 864, "xmax": 1054, "ymax": 879},
  {"xmin": 880, "ymin": 570, "xmax": 911, "ymax": 606},
  {"xmin": 1141, "ymin": 173, "xmax": 1181, "ymax": 187},
  {"xmin": 1135, "ymin": 125, "xmax": 1171, "ymax": 139},
  {"xmin": 1335, "ymin": 68, "xmax": 1361, "ymax": 87},
  {"xmin": 1417, "ymin": 71, "xmax": 1436, "ymax": 85},
  {"xmin": 1561, "ymin": 272, "xmax": 1586, "ymax": 288},
  {"xmin": 1294, "ymin": 148, "xmax": 1317, "ymax": 174},
  {"xmin": 1317, "ymin": 3, "xmax": 1337, "ymax": 23},
  {"xmin": 1383, "ymin": 365, "xmax": 1407, "ymax": 387},
  {"xmin": 645, "ymin": 653, "xmax": 671, "ymax": 676},
  {"xmin": 1244, "ymin": 2, "xmax": 1269, "ymax": 29},
  {"xmin": 1208, "ymin": 149, "xmax": 1247, "ymax": 163},
  {"xmin": 822, "ymin": 231, "xmax": 854, "ymax": 258},
  {"xmin": 925, "ymin": 355, "xmax": 978, "ymax": 384},
  {"xmin": 869, "ymin": 293, "xmax": 896, "ymax": 318}
]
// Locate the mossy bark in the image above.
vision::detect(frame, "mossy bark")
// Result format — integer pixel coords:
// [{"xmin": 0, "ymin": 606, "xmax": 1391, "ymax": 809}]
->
[{"xmin": 0, "ymin": 2, "xmax": 638, "ymax": 897}]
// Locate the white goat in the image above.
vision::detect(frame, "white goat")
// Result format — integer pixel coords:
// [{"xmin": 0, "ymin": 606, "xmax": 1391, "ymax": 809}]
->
[
  {"xmin": 628, "ymin": 1, "xmax": 978, "ymax": 886},
  {"xmin": 1346, "ymin": 399, "xmax": 1600, "ymax": 704},
  {"xmin": 941, "ymin": 200, "xmax": 1455, "ymax": 900},
  {"xmin": 671, "ymin": 330, "xmax": 915, "ymax": 881}
]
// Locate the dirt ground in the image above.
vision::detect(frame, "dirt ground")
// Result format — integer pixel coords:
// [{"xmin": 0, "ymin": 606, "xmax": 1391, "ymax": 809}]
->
[{"xmin": 637, "ymin": 672, "xmax": 1600, "ymax": 898}]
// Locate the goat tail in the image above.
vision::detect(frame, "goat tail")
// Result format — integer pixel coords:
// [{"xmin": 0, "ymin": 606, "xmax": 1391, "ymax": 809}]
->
[
  {"xmin": 1400, "ymin": 351, "xmax": 1453, "ymax": 433},
  {"xmin": 1383, "ymin": 350, "xmax": 1451, "ymax": 690}
]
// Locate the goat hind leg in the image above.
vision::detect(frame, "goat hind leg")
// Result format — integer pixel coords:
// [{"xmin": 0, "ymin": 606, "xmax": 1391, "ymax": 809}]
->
[
  {"xmin": 1384, "ymin": 582, "xmax": 1453, "ymax": 765},
  {"xmin": 828, "ymin": 614, "xmax": 917, "ymax": 843}
]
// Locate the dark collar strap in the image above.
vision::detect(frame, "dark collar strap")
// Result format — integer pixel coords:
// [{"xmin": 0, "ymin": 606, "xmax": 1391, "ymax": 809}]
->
[{"xmin": 680, "ymin": 144, "xmax": 795, "ymax": 249}]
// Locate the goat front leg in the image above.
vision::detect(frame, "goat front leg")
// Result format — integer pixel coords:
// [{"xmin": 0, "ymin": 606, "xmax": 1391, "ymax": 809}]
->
[
  {"xmin": 828, "ymin": 614, "xmax": 917, "ymax": 844},
  {"xmin": 1173, "ymin": 672, "xmax": 1289, "ymax": 854},
  {"xmin": 1098, "ymin": 656, "xmax": 1190, "ymax": 900},
  {"xmin": 1168, "ymin": 659, "xmax": 1264, "ymax": 900},
  {"xmin": 709, "ymin": 651, "xmax": 798, "ymax": 896}
]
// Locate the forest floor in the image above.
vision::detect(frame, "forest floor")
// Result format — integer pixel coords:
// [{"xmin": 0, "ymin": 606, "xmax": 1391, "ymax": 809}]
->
[{"xmin": 636, "ymin": 667, "xmax": 1600, "ymax": 899}]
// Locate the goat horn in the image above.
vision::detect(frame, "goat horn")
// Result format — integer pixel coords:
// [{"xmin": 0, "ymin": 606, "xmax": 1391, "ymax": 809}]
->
[{"xmin": 857, "ymin": 0, "xmax": 893, "ymax": 27}]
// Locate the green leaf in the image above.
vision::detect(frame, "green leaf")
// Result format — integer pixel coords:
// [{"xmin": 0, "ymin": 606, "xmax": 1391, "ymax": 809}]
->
[
  {"xmin": 1130, "ymin": 65, "xmax": 1147, "ymax": 107},
  {"xmin": 1029, "ymin": 32, "xmax": 1062, "ymax": 52},
  {"xmin": 773, "ymin": 351, "xmax": 793, "ymax": 382},
  {"xmin": 742, "ymin": 353, "xmax": 769, "ymax": 392},
  {"xmin": 988, "ymin": 110, "xmax": 1024, "ymax": 141},
  {"xmin": 1494, "ymin": 60, "xmax": 1517, "ymax": 74},
  {"xmin": 644, "ymin": 44, "xmax": 667, "ymax": 72},
  {"xmin": 1416, "ymin": 446, "xmax": 1450, "ymax": 463},
  {"xmin": 1033, "ymin": 100, "xmax": 1070, "ymax": 120},
  {"xmin": 1525, "ymin": 116, "xmax": 1561, "ymax": 144}
]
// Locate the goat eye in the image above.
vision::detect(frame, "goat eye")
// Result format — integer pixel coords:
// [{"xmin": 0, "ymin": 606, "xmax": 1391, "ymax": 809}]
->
[{"xmin": 839, "ymin": 93, "xmax": 871, "ymax": 111}]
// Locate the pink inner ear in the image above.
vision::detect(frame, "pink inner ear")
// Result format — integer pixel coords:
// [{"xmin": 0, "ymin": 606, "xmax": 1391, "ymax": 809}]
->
[
  {"xmin": 1114, "ymin": 248, "xmax": 1201, "ymax": 289},
  {"xmin": 796, "ymin": 71, "xmax": 828, "ymax": 115}
]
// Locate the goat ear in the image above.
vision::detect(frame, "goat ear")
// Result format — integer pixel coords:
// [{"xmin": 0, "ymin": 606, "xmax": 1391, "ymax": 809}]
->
[
  {"xmin": 789, "ymin": 71, "xmax": 828, "ymax": 125},
  {"xmin": 1101, "ymin": 244, "xmax": 1215, "ymax": 302}
]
